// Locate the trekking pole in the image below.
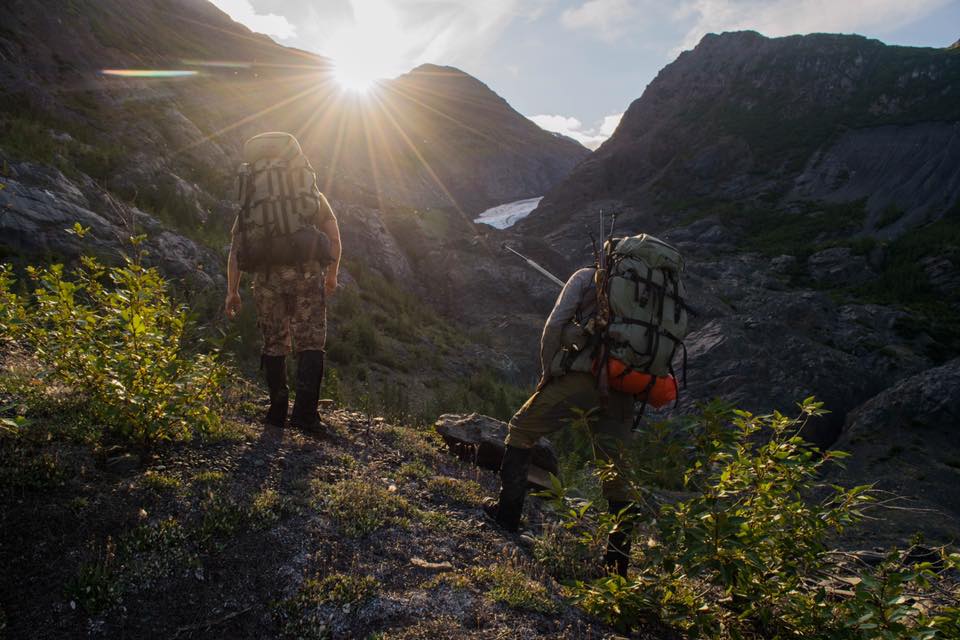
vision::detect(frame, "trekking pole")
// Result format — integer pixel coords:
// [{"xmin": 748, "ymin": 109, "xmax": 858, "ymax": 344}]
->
[
  {"xmin": 595, "ymin": 209, "xmax": 611, "ymax": 400},
  {"xmin": 502, "ymin": 244, "xmax": 565, "ymax": 288}
]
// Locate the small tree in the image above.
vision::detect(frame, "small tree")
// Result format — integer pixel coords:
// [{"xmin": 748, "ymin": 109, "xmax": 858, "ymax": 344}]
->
[{"xmin": 1, "ymin": 226, "xmax": 230, "ymax": 451}]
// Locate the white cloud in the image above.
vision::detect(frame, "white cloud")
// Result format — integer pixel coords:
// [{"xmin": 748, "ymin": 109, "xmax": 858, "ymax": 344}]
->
[
  {"xmin": 560, "ymin": 0, "xmax": 639, "ymax": 41},
  {"xmin": 676, "ymin": 0, "xmax": 952, "ymax": 52},
  {"xmin": 599, "ymin": 112, "xmax": 623, "ymax": 136},
  {"xmin": 528, "ymin": 112, "xmax": 623, "ymax": 149},
  {"xmin": 208, "ymin": 0, "xmax": 297, "ymax": 39}
]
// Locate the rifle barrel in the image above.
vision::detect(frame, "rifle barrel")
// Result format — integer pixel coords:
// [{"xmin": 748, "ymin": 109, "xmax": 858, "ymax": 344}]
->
[{"xmin": 503, "ymin": 245, "xmax": 565, "ymax": 288}]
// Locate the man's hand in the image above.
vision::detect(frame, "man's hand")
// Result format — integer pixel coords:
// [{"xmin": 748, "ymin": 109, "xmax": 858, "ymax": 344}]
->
[
  {"xmin": 225, "ymin": 291, "xmax": 242, "ymax": 319},
  {"xmin": 324, "ymin": 271, "xmax": 338, "ymax": 298}
]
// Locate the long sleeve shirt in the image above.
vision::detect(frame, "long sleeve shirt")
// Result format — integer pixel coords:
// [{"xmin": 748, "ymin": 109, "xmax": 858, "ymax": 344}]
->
[{"xmin": 539, "ymin": 267, "xmax": 597, "ymax": 376}]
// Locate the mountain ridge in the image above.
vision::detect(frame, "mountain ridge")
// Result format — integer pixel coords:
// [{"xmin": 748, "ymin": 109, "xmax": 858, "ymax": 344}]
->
[{"xmin": 520, "ymin": 30, "xmax": 960, "ymax": 252}]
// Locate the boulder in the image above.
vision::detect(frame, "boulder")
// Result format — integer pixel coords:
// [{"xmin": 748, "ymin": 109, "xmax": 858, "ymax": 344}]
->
[
  {"xmin": 829, "ymin": 357, "xmax": 960, "ymax": 544},
  {"xmin": 920, "ymin": 256, "xmax": 960, "ymax": 300},
  {"xmin": 807, "ymin": 246, "xmax": 873, "ymax": 287},
  {"xmin": 434, "ymin": 413, "xmax": 558, "ymax": 488}
]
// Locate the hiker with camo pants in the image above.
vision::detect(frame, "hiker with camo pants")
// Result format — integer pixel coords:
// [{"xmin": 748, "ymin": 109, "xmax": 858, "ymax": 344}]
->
[{"xmin": 225, "ymin": 132, "xmax": 342, "ymax": 435}]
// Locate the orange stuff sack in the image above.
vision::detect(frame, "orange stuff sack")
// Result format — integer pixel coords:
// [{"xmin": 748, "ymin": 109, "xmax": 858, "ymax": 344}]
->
[{"xmin": 603, "ymin": 358, "xmax": 677, "ymax": 407}]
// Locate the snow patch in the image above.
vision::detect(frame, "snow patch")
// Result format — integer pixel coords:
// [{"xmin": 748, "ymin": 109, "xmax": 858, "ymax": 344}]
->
[{"xmin": 474, "ymin": 197, "xmax": 543, "ymax": 229}]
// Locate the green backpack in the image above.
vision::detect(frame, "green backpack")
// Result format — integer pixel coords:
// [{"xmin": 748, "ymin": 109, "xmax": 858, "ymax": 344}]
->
[
  {"xmin": 235, "ymin": 132, "xmax": 331, "ymax": 272},
  {"xmin": 603, "ymin": 233, "xmax": 689, "ymax": 386}
]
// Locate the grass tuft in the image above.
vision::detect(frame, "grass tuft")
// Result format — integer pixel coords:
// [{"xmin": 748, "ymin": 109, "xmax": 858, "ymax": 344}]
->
[
  {"xmin": 471, "ymin": 563, "xmax": 557, "ymax": 614},
  {"xmin": 323, "ymin": 479, "xmax": 411, "ymax": 537},
  {"xmin": 426, "ymin": 476, "xmax": 486, "ymax": 506}
]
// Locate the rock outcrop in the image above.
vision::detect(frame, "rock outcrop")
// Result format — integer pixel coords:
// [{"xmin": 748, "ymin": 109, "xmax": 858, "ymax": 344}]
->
[
  {"xmin": 829, "ymin": 358, "xmax": 960, "ymax": 544},
  {"xmin": 435, "ymin": 413, "xmax": 558, "ymax": 488},
  {"xmin": 0, "ymin": 154, "xmax": 221, "ymax": 289},
  {"xmin": 652, "ymin": 238, "xmax": 933, "ymax": 448}
]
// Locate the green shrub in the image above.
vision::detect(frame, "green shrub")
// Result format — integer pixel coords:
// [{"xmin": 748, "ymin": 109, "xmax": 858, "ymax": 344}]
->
[
  {"xmin": 319, "ymin": 367, "xmax": 344, "ymax": 406},
  {"xmin": 533, "ymin": 521, "xmax": 605, "ymax": 582},
  {"xmin": 250, "ymin": 488, "xmax": 294, "ymax": 527},
  {"xmin": 191, "ymin": 470, "xmax": 226, "ymax": 487},
  {"xmin": 196, "ymin": 494, "xmax": 247, "ymax": 549},
  {"xmin": 542, "ymin": 398, "xmax": 960, "ymax": 637},
  {"xmin": 0, "ymin": 264, "xmax": 26, "ymax": 341},
  {"xmin": 302, "ymin": 573, "xmax": 379, "ymax": 606},
  {"xmin": 397, "ymin": 460, "xmax": 432, "ymax": 480},
  {"xmin": 2, "ymin": 231, "xmax": 231, "ymax": 450}
]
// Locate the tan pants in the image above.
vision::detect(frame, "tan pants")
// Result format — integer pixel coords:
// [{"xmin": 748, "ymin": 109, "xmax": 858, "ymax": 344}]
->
[
  {"xmin": 253, "ymin": 267, "xmax": 326, "ymax": 356},
  {"xmin": 505, "ymin": 372, "xmax": 634, "ymax": 501}
]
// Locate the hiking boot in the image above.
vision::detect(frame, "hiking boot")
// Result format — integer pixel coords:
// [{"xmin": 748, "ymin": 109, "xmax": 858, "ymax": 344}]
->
[
  {"xmin": 603, "ymin": 500, "xmax": 635, "ymax": 578},
  {"xmin": 262, "ymin": 354, "xmax": 288, "ymax": 428},
  {"xmin": 484, "ymin": 445, "xmax": 532, "ymax": 533},
  {"xmin": 290, "ymin": 350, "xmax": 325, "ymax": 435}
]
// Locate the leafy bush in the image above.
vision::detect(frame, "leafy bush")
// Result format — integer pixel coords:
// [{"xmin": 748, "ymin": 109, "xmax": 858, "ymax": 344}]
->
[
  {"xmin": 540, "ymin": 399, "xmax": 960, "ymax": 638},
  {"xmin": 0, "ymin": 231, "xmax": 231, "ymax": 450}
]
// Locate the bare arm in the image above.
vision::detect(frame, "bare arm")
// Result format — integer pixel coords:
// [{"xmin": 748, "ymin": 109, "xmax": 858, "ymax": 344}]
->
[
  {"xmin": 318, "ymin": 193, "xmax": 342, "ymax": 296},
  {"xmin": 322, "ymin": 215, "xmax": 341, "ymax": 278}
]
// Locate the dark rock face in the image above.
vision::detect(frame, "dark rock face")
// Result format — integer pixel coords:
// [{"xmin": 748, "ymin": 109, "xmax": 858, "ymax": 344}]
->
[
  {"xmin": 434, "ymin": 413, "xmax": 558, "ymax": 488},
  {"xmin": 790, "ymin": 122, "xmax": 960, "ymax": 237},
  {"xmin": 829, "ymin": 358, "xmax": 960, "ymax": 544},
  {"xmin": 806, "ymin": 247, "xmax": 873, "ymax": 287},
  {"xmin": 520, "ymin": 31, "xmax": 960, "ymax": 253},
  {"xmin": 653, "ymin": 240, "xmax": 932, "ymax": 448}
]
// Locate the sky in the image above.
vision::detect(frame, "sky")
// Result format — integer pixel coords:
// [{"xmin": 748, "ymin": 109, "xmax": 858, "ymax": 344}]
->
[{"xmin": 208, "ymin": 0, "xmax": 960, "ymax": 149}]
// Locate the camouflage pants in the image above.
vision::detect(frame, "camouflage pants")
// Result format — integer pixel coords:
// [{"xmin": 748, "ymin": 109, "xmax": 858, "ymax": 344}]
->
[
  {"xmin": 253, "ymin": 267, "xmax": 327, "ymax": 356},
  {"xmin": 504, "ymin": 372, "xmax": 635, "ymax": 501}
]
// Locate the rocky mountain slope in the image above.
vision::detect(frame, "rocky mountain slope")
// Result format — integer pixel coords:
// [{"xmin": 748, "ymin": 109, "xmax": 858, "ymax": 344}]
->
[
  {"xmin": 522, "ymin": 31, "xmax": 960, "ymax": 247},
  {"xmin": 0, "ymin": 0, "xmax": 587, "ymax": 218},
  {"xmin": 0, "ymin": 0, "xmax": 588, "ymax": 397},
  {"xmin": 3, "ymin": 1, "xmax": 959, "ymax": 547},
  {"xmin": 514, "ymin": 31, "xmax": 960, "ymax": 543}
]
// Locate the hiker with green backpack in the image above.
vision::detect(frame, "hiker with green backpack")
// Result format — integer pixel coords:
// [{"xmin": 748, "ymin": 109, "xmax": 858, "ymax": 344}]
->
[
  {"xmin": 484, "ymin": 233, "xmax": 688, "ymax": 578},
  {"xmin": 224, "ymin": 132, "xmax": 342, "ymax": 434}
]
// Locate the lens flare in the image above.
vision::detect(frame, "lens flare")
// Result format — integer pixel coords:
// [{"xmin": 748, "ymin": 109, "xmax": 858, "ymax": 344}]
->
[{"xmin": 101, "ymin": 69, "xmax": 198, "ymax": 78}]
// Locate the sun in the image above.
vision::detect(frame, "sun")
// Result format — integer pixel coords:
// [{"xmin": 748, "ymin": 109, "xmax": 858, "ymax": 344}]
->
[
  {"xmin": 325, "ymin": 1, "xmax": 405, "ymax": 93},
  {"xmin": 333, "ymin": 58, "xmax": 380, "ymax": 93}
]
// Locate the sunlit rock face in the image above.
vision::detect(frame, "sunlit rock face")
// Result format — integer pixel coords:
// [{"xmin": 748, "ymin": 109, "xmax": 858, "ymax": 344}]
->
[
  {"xmin": 0, "ymin": 153, "xmax": 222, "ymax": 291},
  {"xmin": 0, "ymin": 0, "xmax": 588, "ymax": 261},
  {"xmin": 0, "ymin": 0, "xmax": 589, "ymax": 381}
]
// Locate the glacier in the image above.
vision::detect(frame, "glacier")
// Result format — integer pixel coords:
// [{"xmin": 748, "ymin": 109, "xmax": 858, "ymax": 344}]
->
[{"xmin": 474, "ymin": 196, "xmax": 543, "ymax": 229}]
